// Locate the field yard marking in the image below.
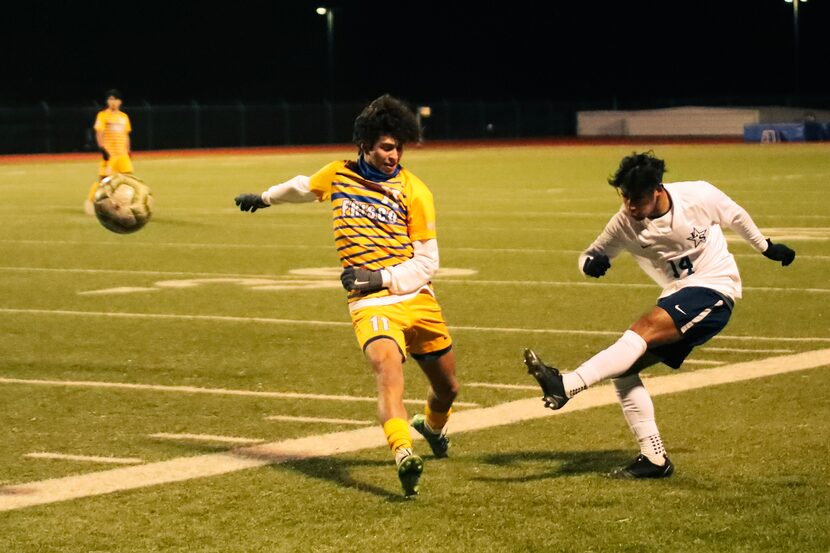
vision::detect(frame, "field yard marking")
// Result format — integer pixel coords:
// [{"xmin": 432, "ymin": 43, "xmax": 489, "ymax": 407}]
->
[
  {"xmin": 0, "ymin": 266, "xmax": 294, "ymax": 279},
  {"xmin": 264, "ymin": 415, "xmax": 374, "ymax": 425},
  {"xmin": 438, "ymin": 279, "xmax": 830, "ymax": 294},
  {"xmin": 0, "ymin": 240, "xmax": 331, "ymax": 251},
  {"xmin": 0, "ymin": 307, "xmax": 352, "ymax": 328},
  {"xmin": 149, "ymin": 434, "xmax": 265, "ymax": 445},
  {"xmin": 24, "ymin": 453, "xmax": 143, "ymax": 465},
  {"xmin": 79, "ymin": 287, "xmax": 159, "ymax": 295},
  {"xmin": 4, "ymin": 241, "xmax": 830, "ymax": 260},
  {"xmin": 681, "ymin": 360, "xmax": 725, "ymax": 366},
  {"xmin": 1, "ymin": 307, "xmax": 828, "ymax": 344},
  {"xmin": 701, "ymin": 346, "xmax": 793, "ymax": 354},
  {"xmin": 1, "ymin": 348, "xmax": 828, "ymax": 512},
  {"xmin": 0, "ymin": 376, "xmax": 479, "ymax": 408},
  {"xmin": 467, "ymin": 382, "xmax": 540, "ymax": 391},
  {"xmin": 4, "ymin": 265, "xmax": 828, "ymax": 294}
]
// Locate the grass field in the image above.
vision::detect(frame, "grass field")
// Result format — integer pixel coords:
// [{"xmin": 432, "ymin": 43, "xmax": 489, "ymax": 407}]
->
[{"xmin": 1, "ymin": 142, "xmax": 829, "ymax": 552}]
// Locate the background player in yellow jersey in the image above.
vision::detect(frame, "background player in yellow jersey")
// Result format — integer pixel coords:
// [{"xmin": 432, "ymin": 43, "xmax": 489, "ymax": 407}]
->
[
  {"xmin": 234, "ymin": 95, "xmax": 459, "ymax": 497},
  {"xmin": 84, "ymin": 89, "xmax": 134, "ymax": 214}
]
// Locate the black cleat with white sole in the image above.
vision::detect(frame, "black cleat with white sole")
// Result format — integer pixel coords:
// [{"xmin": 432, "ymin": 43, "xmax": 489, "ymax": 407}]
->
[
  {"xmin": 523, "ymin": 348, "xmax": 569, "ymax": 410},
  {"xmin": 610, "ymin": 454, "xmax": 675, "ymax": 479}
]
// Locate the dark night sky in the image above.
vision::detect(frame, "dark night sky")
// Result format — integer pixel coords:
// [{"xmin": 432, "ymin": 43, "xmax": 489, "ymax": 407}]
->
[{"xmin": 1, "ymin": 0, "xmax": 827, "ymax": 106}]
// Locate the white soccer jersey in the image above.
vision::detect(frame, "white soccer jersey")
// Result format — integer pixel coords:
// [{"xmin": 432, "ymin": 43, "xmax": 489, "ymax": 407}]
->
[{"xmin": 580, "ymin": 181, "xmax": 768, "ymax": 300}]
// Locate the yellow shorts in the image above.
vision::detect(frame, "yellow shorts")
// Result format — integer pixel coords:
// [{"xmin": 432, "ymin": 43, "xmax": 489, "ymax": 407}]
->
[
  {"xmin": 351, "ymin": 290, "xmax": 452, "ymax": 361},
  {"xmin": 98, "ymin": 155, "xmax": 134, "ymax": 177}
]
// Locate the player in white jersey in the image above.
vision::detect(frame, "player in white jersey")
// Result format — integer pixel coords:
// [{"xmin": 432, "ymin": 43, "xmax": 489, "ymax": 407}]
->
[{"xmin": 524, "ymin": 151, "xmax": 795, "ymax": 479}]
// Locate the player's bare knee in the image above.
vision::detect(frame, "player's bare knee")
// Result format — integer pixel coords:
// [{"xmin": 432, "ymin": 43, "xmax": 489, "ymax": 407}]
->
[
  {"xmin": 364, "ymin": 338, "xmax": 403, "ymax": 370},
  {"xmin": 630, "ymin": 308, "xmax": 679, "ymax": 346},
  {"xmin": 433, "ymin": 378, "xmax": 459, "ymax": 403}
]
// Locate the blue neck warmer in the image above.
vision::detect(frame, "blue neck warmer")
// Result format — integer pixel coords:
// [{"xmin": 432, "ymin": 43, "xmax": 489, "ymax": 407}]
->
[{"xmin": 357, "ymin": 155, "xmax": 401, "ymax": 182}]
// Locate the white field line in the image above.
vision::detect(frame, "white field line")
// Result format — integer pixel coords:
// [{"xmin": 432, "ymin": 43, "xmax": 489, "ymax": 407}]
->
[
  {"xmin": 0, "ymin": 377, "xmax": 479, "ymax": 408},
  {"xmin": 447, "ymin": 247, "xmax": 830, "ymax": 260},
  {"xmin": 2, "ymin": 348, "xmax": 828, "ymax": 512},
  {"xmin": 467, "ymin": 382, "xmax": 539, "ymax": 391},
  {"xmin": 0, "ymin": 240, "xmax": 330, "ymax": 251},
  {"xmin": 149, "ymin": 433, "xmax": 264, "ymax": 445},
  {"xmin": 681, "ymin": 360, "xmax": 725, "ymax": 366},
  {"xmin": 264, "ymin": 415, "xmax": 374, "ymax": 425},
  {"xmin": 0, "ymin": 266, "xmax": 291, "ymax": 279},
  {"xmin": 80, "ymin": 287, "xmax": 159, "ymax": 295},
  {"xmin": 438, "ymin": 279, "xmax": 830, "ymax": 295},
  {"xmin": 701, "ymin": 346, "xmax": 793, "ymax": 354},
  {"xmin": 4, "ymin": 266, "xmax": 828, "ymax": 294},
  {"xmin": 3, "ymin": 240, "xmax": 830, "ymax": 260},
  {"xmin": 24, "ymin": 452, "xmax": 143, "ymax": 465},
  {"xmin": 1, "ymin": 308, "xmax": 828, "ymax": 344}
]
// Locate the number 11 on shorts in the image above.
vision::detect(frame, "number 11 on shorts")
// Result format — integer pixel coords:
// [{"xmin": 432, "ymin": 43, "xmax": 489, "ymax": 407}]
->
[{"xmin": 370, "ymin": 315, "xmax": 390, "ymax": 332}]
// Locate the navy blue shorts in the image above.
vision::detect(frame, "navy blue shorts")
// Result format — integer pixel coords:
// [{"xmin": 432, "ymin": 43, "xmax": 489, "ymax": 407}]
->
[{"xmin": 650, "ymin": 287, "xmax": 734, "ymax": 369}]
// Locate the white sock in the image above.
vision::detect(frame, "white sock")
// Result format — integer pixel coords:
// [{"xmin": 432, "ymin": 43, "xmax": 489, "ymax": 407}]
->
[
  {"xmin": 572, "ymin": 330, "xmax": 647, "ymax": 388},
  {"xmin": 613, "ymin": 373, "xmax": 667, "ymax": 466},
  {"xmin": 562, "ymin": 372, "xmax": 588, "ymax": 398}
]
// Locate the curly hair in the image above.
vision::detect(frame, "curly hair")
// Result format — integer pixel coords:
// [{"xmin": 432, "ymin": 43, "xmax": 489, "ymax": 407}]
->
[
  {"xmin": 608, "ymin": 151, "xmax": 667, "ymax": 199},
  {"xmin": 352, "ymin": 94, "xmax": 421, "ymax": 150}
]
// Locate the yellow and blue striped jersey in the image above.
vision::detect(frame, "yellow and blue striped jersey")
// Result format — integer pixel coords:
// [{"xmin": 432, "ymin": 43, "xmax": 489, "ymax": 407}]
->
[{"xmin": 309, "ymin": 160, "xmax": 437, "ymax": 303}]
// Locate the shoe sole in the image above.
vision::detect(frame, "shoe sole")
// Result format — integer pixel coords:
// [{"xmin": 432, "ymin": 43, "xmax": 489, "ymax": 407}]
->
[
  {"xmin": 398, "ymin": 455, "xmax": 424, "ymax": 497},
  {"xmin": 610, "ymin": 462, "xmax": 675, "ymax": 479}
]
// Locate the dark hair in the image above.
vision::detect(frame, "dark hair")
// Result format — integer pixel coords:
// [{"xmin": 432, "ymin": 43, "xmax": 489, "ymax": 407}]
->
[
  {"xmin": 608, "ymin": 151, "xmax": 666, "ymax": 199},
  {"xmin": 105, "ymin": 89, "xmax": 122, "ymax": 100},
  {"xmin": 352, "ymin": 94, "xmax": 420, "ymax": 150}
]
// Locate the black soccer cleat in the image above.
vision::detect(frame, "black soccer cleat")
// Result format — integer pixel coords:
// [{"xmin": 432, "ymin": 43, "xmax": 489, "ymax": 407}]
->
[
  {"xmin": 610, "ymin": 454, "xmax": 675, "ymax": 479},
  {"xmin": 523, "ymin": 348, "xmax": 569, "ymax": 410}
]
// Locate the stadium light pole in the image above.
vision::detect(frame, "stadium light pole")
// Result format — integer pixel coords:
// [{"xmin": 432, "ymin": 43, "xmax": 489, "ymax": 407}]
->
[
  {"xmin": 784, "ymin": 0, "xmax": 806, "ymax": 98},
  {"xmin": 316, "ymin": 7, "xmax": 335, "ymax": 99}
]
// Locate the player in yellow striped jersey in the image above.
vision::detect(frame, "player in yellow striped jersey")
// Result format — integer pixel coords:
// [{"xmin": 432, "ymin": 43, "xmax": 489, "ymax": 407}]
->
[
  {"xmin": 234, "ymin": 95, "xmax": 459, "ymax": 497},
  {"xmin": 84, "ymin": 89, "xmax": 134, "ymax": 214}
]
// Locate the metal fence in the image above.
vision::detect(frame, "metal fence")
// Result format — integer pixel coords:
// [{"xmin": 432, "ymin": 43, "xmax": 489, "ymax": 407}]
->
[
  {"xmin": 0, "ymin": 100, "xmax": 578, "ymax": 155},
  {"xmin": 1, "ymin": 96, "xmax": 828, "ymax": 155}
]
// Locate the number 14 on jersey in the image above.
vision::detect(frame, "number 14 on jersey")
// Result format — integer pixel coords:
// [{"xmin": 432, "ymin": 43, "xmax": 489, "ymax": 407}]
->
[{"xmin": 669, "ymin": 256, "xmax": 695, "ymax": 278}]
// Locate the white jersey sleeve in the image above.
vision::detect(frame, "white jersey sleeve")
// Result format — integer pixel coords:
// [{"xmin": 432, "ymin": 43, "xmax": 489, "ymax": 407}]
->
[
  {"xmin": 381, "ymin": 239, "xmax": 439, "ymax": 294},
  {"xmin": 261, "ymin": 175, "xmax": 317, "ymax": 205},
  {"xmin": 578, "ymin": 213, "xmax": 627, "ymax": 275},
  {"xmin": 701, "ymin": 182, "xmax": 768, "ymax": 253}
]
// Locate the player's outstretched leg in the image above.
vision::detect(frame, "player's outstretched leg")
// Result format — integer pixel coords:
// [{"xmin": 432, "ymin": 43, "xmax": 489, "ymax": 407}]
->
[
  {"xmin": 395, "ymin": 447, "xmax": 424, "ymax": 497},
  {"xmin": 610, "ymin": 454, "xmax": 674, "ymax": 479},
  {"xmin": 523, "ymin": 348, "xmax": 569, "ymax": 410},
  {"xmin": 411, "ymin": 413, "xmax": 450, "ymax": 458}
]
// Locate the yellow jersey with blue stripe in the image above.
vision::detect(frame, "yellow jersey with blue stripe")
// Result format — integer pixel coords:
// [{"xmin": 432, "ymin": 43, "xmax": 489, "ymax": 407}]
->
[
  {"xmin": 309, "ymin": 160, "xmax": 437, "ymax": 304},
  {"xmin": 94, "ymin": 109, "xmax": 131, "ymax": 156}
]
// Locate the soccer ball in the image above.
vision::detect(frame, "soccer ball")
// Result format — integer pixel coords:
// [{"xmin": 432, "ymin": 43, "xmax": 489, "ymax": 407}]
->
[{"xmin": 93, "ymin": 174, "xmax": 153, "ymax": 234}]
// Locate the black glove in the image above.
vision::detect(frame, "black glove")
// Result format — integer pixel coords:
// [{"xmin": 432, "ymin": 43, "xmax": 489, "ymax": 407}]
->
[
  {"xmin": 99, "ymin": 147, "xmax": 110, "ymax": 161},
  {"xmin": 234, "ymin": 193, "xmax": 269, "ymax": 212},
  {"xmin": 762, "ymin": 239, "xmax": 795, "ymax": 266},
  {"xmin": 340, "ymin": 267, "xmax": 384, "ymax": 293},
  {"xmin": 583, "ymin": 254, "xmax": 611, "ymax": 278}
]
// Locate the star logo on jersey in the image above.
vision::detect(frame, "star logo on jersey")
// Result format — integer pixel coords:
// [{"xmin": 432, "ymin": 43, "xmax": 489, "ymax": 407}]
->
[{"xmin": 687, "ymin": 227, "xmax": 708, "ymax": 247}]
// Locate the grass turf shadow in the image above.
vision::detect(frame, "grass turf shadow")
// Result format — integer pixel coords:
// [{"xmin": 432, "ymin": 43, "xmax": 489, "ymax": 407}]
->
[
  {"xmin": 474, "ymin": 449, "xmax": 633, "ymax": 482},
  {"xmin": 280, "ymin": 456, "xmax": 409, "ymax": 502}
]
